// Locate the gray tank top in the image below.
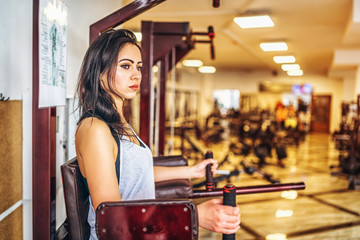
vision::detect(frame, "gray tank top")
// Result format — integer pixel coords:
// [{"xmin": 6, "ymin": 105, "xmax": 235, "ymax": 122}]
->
[{"xmin": 88, "ymin": 127, "xmax": 155, "ymax": 240}]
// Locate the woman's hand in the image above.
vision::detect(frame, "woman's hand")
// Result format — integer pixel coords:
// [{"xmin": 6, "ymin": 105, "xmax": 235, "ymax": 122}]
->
[
  {"xmin": 197, "ymin": 198, "xmax": 241, "ymax": 234},
  {"xmin": 190, "ymin": 158, "xmax": 218, "ymax": 179}
]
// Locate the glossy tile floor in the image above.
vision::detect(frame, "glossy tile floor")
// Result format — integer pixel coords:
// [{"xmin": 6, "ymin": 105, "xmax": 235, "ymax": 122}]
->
[{"xmin": 185, "ymin": 133, "xmax": 360, "ymax": 240}]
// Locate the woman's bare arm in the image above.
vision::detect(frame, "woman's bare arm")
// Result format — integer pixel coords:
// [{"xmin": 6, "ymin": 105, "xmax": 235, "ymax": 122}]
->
[
  {"xmin": 153, "ymin": 159, "xmax": 217, "ymax": 182},
  {"xmin": 75, "ymin": 118, "xmax": 121, "ymax": 209}
]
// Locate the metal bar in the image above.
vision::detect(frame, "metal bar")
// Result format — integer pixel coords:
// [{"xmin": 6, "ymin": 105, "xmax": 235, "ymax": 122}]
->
[
  {"xmin": 169, "ymin": 48, "xmax": 176, "ymax": 155},
  {"xmin": 153, "ymin": 61, "xmax": 161, "ymax": 155},
  {"xmin": 191, "ymin": 32, "xmax": 209, "ymax": 36},
  {"xmin": 152, "ymin": 22, "xmax": 190, "ymax": 63},
  {"xmin": 189, "ymin": 182, "xmax": 305, "ymax": 198},
  {"xmin": 149, "ymin": 57, "xmax": 155, "ymax": 152},
  {"xmin": 153, "ymin": 32, "xmax": 189, "ymax": 36},
  {"xmin": 158, "ymin": 55, "xmax": 168, "ymax": 155},
  {"xmin": 153, "ymin": 21, "xmax": 189, "ymax": 35},
  {"xmin": 90, "ymin": 0, "xmax": 166, "ymax": 43},
  {"xmin": 194, "ymin": 40, "xmax": 212, "ymax": 44}
]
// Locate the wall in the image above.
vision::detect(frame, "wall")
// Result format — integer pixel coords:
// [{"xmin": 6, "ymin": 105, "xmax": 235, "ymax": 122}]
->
[
  {"xmin": 343, "ymin": 76, "xmax": 357, "ymax": 101},
  {"xmin": 0, "ymin": 0, "xmax": 32, "ymax": 239},
  {"xmin": 0, "ymin": 2, "xmax": 33, "ymax": 100},
  {"xmin": 64, "ymin": 0, "xmax": 124, "ymax": 98}
]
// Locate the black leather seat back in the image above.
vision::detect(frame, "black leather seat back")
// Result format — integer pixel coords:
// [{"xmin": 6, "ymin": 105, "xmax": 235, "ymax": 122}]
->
[
  {"xmin": 153, "ymin": 155, "xmax": 188, "ymax": 166},
  {"xmin": 61, "ymin": 157, "xmax": 90, "ymax": 240}
]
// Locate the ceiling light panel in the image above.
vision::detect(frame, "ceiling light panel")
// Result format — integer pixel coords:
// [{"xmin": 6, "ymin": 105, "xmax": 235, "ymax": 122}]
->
[
  {"xmin": 273, "ymin": 55, "xmax": 296, "ymax": 63},
  {"xmin": 281, "ymin": 64, "xmax": 300, "ymax": 71},
  {"xmin": 260, "ymin": 42, "xmax": 288, "ymax": 51},
  {"xmin": 233, "ymin": 15, "xmax": 274, "ymax": 29},
  {"xmin": 198, "ymin": 66, "xmax": 216, "ymax": 73},
  {"xmin": 182, "ymin": 59, "xmax": 203, "ymax": 67},
  {"xmin": 287, "ymin": 69, "xmax": 303, "ymax": 76}
]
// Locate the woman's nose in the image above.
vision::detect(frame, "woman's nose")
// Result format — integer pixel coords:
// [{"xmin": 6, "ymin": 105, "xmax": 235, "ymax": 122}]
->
[{"xmin": 132, "ymin": 69, "xmax": 141, "ymax": 80}]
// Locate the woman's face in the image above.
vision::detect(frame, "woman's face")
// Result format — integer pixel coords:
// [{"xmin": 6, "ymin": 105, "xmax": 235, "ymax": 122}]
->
[{"xmin": 103, "ymin": 43, "xmax": 142, "ymax": 100}]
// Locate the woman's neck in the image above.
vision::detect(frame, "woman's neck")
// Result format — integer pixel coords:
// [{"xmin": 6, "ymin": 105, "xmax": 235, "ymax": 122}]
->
[{"xmin": 114, "ymin": 98, "xmax": 127, "ymax": 124}]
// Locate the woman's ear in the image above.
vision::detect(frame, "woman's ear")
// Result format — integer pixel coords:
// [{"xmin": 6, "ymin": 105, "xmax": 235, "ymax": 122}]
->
[
  {"xmin": 99, "ymin": 72, "xmax": 109, "ymax": 90},
  {"xmin": 99, "ymin": 77, "xmax": 104, "ymax": 87}
]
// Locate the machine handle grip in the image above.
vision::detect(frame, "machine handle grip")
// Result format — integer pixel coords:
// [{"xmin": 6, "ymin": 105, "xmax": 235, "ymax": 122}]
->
[
  {"xmin": 205, "ymin": 151, "xmax": 214, "ymax": 191},
  {"xmin": 223, "ymin": 184, "xmax": 236, "ymax": 240},
  {"xmin": 210, "ymin": 42, "xmax": 215, "ymax": 60},
  {"xmin": 208, "ymin": 26, "xmax": 215, "ymax": 39}
]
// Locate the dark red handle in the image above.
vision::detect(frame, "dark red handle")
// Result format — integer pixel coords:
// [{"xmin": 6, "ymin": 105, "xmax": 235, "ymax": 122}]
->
[{"xmin": 190, "ymin": 182, "xmax": 305, "ymax": 198}]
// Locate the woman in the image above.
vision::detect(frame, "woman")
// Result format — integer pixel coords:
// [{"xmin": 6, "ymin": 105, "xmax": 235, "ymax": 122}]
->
[{"xmin": 75, "ymin": 29, "xmax": 240, "ymax": 239}]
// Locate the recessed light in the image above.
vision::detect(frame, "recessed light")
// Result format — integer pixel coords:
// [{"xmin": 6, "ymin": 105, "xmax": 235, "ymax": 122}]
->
[
  {"xmin": 275, "ymin": 209, "xmax": 293, "ymax": 218},
  {"xmin": 182, "ymin": 59, "xmax": 203, "ymax": 67},
  {"xmin": 273, "ymin": 55, "xmax": 296, "ymax": 63},
  {"xmin": 266, "ymin": 233, "xmax": 287, "ymax": 240},
  {"xmin": 281, "ymin": 190, "xmax": 298, "ymax": 200},
  {"xmin": 233, "ymin": 15, "xmax": 274, "ymax": 29},
  {"xmin": 287, "ymin": 69, "xmax": 303, "ymax": 76},
  {"xmin": 260, "ymin": 42, "xmax": 288, "ymax": 51},
  {"xmin": 281, "ymin": 64, "xmax": 300, "ymax": 71},
  {"xmin": 198, "ymin": 66, "xmax": 216, "ymax": 73}
]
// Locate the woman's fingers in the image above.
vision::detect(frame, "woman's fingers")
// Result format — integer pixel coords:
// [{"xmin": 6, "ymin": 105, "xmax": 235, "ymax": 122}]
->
[
  {"xmin": 201, "ymin": 199, "xmax": 241, "ymax": 233},
  {"xmin": 221, "ymin": 225, "xmax": 241, "ymax": 235},
  {"xmin": 191, "ymin": 159, "xmax": 218, "ymax": 178},
  {"xmin": 223, "ymin": 204, "xmax": 240, "ymax": 215},
  {"xmin": 210, "ymin": 160, "xmax": 218, "ymax": 174},
  {"xmin": 204, "ymin": 158, "xmax": 218, "ymax": 166},
  {"xmin": 212, "ymin": 212, "xmax": 241, "ymax": 233},
  {"xmin": 198, "ymin": 198, "xmax": 240, "ymax": 234},
  {"xmin": 224, "ymin": 211, "xmax": 241, "ymax": 224},
  {"xmin": 202, "ymin": 158, "xmax": 218, "ymax": 174}
]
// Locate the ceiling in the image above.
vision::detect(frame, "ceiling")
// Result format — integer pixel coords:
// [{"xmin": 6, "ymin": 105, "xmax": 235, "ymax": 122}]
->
[{"xmin": 122, "ymin": 0, "xmax": 360, "ymax": 76}]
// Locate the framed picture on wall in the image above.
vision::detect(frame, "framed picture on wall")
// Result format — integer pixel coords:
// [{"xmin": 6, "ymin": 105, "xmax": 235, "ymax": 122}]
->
[{"xmin": 38, "ymin": 0, "xmax": 68, "ymax": 108}]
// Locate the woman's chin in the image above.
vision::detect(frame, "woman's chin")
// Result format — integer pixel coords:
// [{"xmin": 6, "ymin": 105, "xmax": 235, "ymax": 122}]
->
[{"xmin": 123, "ymin": 93, "xmax": 138, "ymax": 100}]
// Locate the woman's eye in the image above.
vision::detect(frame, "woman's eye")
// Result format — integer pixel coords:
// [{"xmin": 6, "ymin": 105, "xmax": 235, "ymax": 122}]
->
[
  {"xmin": 121, "ymin": 64, "xmax": 130, "ymax": 69},
  {"xmin": 137, "ymin": 66, "xmax": 143, "ymax": 71}
]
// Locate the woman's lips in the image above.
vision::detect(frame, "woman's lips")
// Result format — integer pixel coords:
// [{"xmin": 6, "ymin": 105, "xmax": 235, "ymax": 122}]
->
[{"xmin": 129, "ymin": 84, "xmax": 139, "ymax": 91}]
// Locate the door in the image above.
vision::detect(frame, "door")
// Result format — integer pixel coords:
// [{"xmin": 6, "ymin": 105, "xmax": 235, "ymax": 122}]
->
[{"xmin": 311, "ymin": 95, "xmax": 331, "ymax": 132}]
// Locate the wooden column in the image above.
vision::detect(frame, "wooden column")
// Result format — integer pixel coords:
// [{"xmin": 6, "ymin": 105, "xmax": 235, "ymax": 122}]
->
[
  {"xmin": 32, "ymin": 0, "xmax": 53, "ymax": 238},
  {"xmin": 140, "ymin": 21, "xmax": 154, "ymax": 146},
  {"xmin": 140, "ymin": 21, "xmax": 193, "ymax": 149}
]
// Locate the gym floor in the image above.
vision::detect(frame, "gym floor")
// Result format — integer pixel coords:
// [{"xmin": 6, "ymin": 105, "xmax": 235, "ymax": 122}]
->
[{"xmin": 183, "ymin": 133, "xmax": 360, "ymax": 240}]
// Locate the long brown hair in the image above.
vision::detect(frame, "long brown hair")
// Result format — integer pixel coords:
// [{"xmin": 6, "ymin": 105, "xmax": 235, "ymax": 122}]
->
[{"xmin": 76, "ymin": 29, "xmax": 141, "ymax": 136}]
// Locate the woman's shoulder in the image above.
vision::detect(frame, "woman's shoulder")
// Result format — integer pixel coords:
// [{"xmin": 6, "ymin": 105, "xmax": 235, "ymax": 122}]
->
[
  {"xmin": 75, "ymin": 117, "xmax": 118, "ymax": 160},
  {"xmin": 78, "ymin": 116, "xmax": 109, "ymax": 130},
  {"xmin": 76, "ymin": 117, "xmax": 113, "ymax": 143}
]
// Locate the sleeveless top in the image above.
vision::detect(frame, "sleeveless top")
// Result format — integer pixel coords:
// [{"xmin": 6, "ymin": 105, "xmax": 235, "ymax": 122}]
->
[{"xmin": 79, "ymin": 115, "xmax": 155, "ymax": 240}]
